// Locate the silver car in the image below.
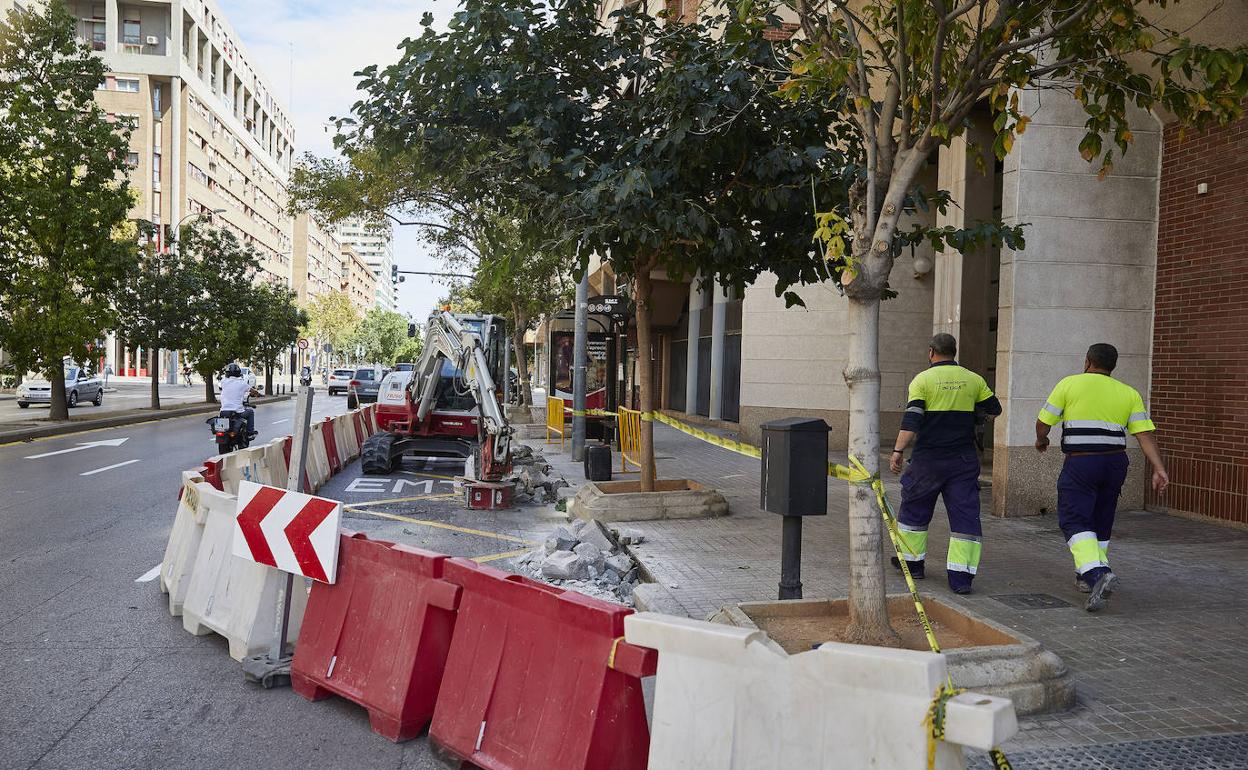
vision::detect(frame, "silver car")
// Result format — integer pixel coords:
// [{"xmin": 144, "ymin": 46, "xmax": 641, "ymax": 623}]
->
[
  {"xmin": 346, "ymin": 366, "xmax": 383, "ymax": 408},
  {"xmin": 16, "ymin": 365, "xmax": 104, "ymax": 409},
  {"xmin": 327, "ymin": 368, "xmax": 355, "ymax": 396}
]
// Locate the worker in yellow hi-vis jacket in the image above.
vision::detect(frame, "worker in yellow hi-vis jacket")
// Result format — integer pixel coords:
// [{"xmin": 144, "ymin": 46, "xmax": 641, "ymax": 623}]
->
[{"xmin": 1036, "ymin": 343, "xmax": 1169, "ymax": 613}]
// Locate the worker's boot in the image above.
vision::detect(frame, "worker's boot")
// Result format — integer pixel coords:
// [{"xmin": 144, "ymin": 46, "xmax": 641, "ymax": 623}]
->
[
  {"xmin": 890, "ymin": 556, "xmax": 925, "ymax": 580},
  {"xmin": 1074, "ymin": 574, "xmax": 1092, "ymax": 593},
  {"xmin": 1085, "ymin": 571, "xmax": 1119, "ymax": 613}
]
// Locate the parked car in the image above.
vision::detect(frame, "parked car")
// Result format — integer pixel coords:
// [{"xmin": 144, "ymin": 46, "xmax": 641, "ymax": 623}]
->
[
  {"xmin": 16, "ymin": 364, "xmax": 103, "ymax": 409},
  {"xmin": 346, "ymin": 366, "xmax": 383, "ymax": 409},
  {"xmin": 327, "ymin": 368, "xmax": 355, "ymax": 396},
  {"xmin": 375, "ymin": 370, "xmax": 415, "ymax": 431},
  {"xmin": 394, "ymin": 362, "xmax": 416, "ymax": 372},
  {"xmin": 214, "ymin": 365, "xmax": 257, "ymax": 393}
]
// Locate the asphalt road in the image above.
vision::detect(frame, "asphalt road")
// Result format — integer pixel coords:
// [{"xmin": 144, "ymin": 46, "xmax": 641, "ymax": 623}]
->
[
  {"xmin": 0, "ymin": 381, "xmax": 211, "ymax": 426},
  {"xmin": 0, "ymin": 391, "xmax": 558, "ymax": 770}
]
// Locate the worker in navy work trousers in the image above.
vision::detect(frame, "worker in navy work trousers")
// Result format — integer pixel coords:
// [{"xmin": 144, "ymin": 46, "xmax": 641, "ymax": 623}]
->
[
  {"xmin": 1036, "ymin": 343, "xmax": 1169, "ymax": 612},
  {"xmin": 889, "ymin": 334, "xmax": 1000, "ymax": 595}
]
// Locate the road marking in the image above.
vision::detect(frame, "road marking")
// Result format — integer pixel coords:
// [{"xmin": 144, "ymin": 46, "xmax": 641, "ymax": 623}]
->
[
  {"xmin": 135, "ymin": 564, "xmax": 162, "ymax": 582},
  {"xmin": 344, "ymin": 493, "xmax": 459, "ymax": 508},
  {"xmin": 80, "ymin": 458, "xmax": 142, "ymax": 476},
  {"xmin": 472, "ymin": 548, "xmax": 532, "ymax": 564},
  {"xmin": 26, "ymin": 437, "xmax": 130, "ymax": 459},
  {"xmin": 271, "ymin": 418, "xmax": 289, "ymax": 424},
  {"xmin": 398, "ymin": 469, "xmax": 459, "ymax": 481},
  {"xmin": 345, "ymin": 508, "xmax": 538, "ymax": 545}
]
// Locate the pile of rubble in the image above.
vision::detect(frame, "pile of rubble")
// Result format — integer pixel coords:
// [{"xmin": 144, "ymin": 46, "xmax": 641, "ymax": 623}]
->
[
  {"xmin": 508, "ymin": 445, "xmax": 568, "ymax": 504},
  {"xmin": 516, "ymin": 518, "xmax": 646, "ymax": 605}
]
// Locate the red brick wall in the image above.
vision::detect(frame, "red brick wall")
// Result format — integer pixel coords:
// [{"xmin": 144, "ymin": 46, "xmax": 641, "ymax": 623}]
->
[{"xmin": 1149, "ymin": 111, "xmax": 1248, "ymax": 523}]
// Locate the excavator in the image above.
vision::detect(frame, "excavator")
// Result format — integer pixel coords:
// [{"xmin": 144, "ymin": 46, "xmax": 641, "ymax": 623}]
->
[{"xmin": 360, "ymin": 311, "xmax": 515, "ymax": 508}]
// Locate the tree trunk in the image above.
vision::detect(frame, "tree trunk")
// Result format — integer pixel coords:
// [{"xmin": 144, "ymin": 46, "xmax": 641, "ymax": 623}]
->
[
  {"xmin": 204, "ymin": 372, "xmax": 217, "ymax": 404},
  {"xmin": 635, "ymin": 268, "xmax": 656, "ymax": 492},
  {"xmin": 150, "ymin": 349, "xmax": 161, "ymax": 410},
  {"xmin": 842, "ymin": 295, "xmax": 900, "ymax": 646},
  {"xmin": 48, "ymin": 360, "xmax": 68, "ymax": 421},
  {"xmin": 265, "ymin": 364, "xmax": 274, "ymax": 396}
]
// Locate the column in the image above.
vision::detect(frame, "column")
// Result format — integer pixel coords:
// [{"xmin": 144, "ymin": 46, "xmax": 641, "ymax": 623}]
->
[
  {"xmin": 684, "ymin": 275, "xmax": 704, "ymax": 415},
  {"xmin": 992, "ymin": 87, "xmax": 1161, "ymax": 517},
  {"xmin": 167, "ymin": 76, "xmax": 182, "ymax": 385},
  {"xmin": 105, "ymin": 0, "xmax": 119, "ymax": 52},
  {"xmin": 708, "ymin": 281, "xmax": 729, "ymax": 420}
]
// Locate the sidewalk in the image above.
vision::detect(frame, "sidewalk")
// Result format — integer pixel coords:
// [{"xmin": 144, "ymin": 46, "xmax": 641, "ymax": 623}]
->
[{"xmin": 525, "ymin": 423, "xmax": 1248, "ymax": 755}]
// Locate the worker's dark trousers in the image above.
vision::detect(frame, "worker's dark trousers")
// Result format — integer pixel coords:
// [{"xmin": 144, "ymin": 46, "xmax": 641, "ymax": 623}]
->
[
  {"xmin": 1058, "ymin": 452, "xmax": 1129, "ymax": 587},
  {"xmin": 898, "ymin": 450, "xmax": 982, "ymax": 592}
]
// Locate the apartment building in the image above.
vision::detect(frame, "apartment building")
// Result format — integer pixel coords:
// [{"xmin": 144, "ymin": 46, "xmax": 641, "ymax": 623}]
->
[
  {"xmin": 1, "ymin": 0, "xmax": 295, "ymax": 379},
  {"xmin": 341, "ymin": 244, "xmax": 378, "ymax": 318},
  {"xmin": 335, "ymin": 217, "xmax": 398, "ymax": 312},
  {"xmin": 292, "ymin": 213, "xmax": 343, "ymax": 303}
]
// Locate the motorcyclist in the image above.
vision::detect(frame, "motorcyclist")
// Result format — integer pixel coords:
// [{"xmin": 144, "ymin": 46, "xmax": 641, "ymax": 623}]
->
[{"xmin": 220, "ymin": 363, "xmax": 260, "ymax": 439}]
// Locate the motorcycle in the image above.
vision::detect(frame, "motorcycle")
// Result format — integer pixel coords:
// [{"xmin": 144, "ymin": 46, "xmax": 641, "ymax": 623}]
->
[
  {"xmin": 300, "ymin": 366, "xmax": 313, "ymax": 387},
  {"xmin": 207, "ymin": 398, "xmax": 254, "ymax": 453}
]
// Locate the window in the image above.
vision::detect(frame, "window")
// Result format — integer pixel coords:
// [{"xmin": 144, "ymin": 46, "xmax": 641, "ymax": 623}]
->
[
  {"xmin": 116, "ymin": 78, "xmax": 140, "ymax": 93},
  {"xmin": 151, "ymin": 192, "xmax": 161, "ymax": 225},
  {"xmin": 122, "ymin": 20, "xmax": 141, "ymax": 46},
  {"xmin": 125, "ymin": 152, "xmax": 139, "ymax": 168},
  {"xmin": 90, "ymin": 21, "xmax": 105, "ymax": 50},
  {"xmin": 152, "ymin": 152, "xmax": 161, "ymax": 184}
]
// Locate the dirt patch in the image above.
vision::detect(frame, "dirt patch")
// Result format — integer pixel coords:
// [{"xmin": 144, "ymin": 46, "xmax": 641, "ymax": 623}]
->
[{"xmin": 738, "ymin": 596, "xmax": 1017, "ymax": 654}]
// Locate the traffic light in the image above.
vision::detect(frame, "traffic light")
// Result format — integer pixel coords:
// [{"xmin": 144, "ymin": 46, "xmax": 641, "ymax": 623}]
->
[{"xmin": 391, "ymin": 264, "xmax": 399, "ymax": 283}]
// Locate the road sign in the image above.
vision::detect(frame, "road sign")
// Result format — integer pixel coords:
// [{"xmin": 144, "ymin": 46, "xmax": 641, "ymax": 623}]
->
[
  {"xmin": 298, "ymin": 338, "xmax": 309, "ymax": 350},
  {"xmin": 587, "ymin": 294, "xmax": 628, "ymax": 319},
  {"xmin": 232, "ymin": 480, "xmax": 342, "ymax": 583}
]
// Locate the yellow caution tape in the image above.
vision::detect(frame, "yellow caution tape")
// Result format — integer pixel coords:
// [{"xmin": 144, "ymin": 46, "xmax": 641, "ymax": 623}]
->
[
  {"xmin": 607, "ymin": 636, "xmax": 625, "ymax": 669},
  {"xmin": 637, "ymin": 410, "xmax": 1013, "ymax": 768}
]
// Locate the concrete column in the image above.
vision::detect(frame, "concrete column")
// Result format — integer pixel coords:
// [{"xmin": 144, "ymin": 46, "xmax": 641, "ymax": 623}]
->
[
  {"xmin": 992, "ymin": 86, "xmax": 1162, "ymax": 517},
  {"xmin": 105, "ymin": 0, "xmax": 119, "ymax": 52},
  {"xmin": 167, "ymin": 75, "xmax": 182, "ymax": 386},
  {"xmin": 708, "ymin": 281, "xmax": 729, "ymax": 421},
  {"xmin": 684, "ymin": 275, "xmax": 705, "ymax": 415}
]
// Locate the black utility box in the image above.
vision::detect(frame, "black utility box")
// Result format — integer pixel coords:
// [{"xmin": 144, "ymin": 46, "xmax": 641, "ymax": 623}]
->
[{"xmin": 760, "ymin": 417, "xmax": 830, "ymax": 516}]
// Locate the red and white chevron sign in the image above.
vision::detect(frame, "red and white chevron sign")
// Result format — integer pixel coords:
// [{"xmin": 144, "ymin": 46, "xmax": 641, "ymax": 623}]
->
[{"xmin": 232, "ymin": 480, "xmax": 342, "ymax": 583}]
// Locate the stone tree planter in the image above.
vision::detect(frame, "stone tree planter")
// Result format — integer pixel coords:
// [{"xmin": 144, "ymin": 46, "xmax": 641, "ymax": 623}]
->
[
  {"xmin": 570, "ymin": 479, "xmax": 729, "ymax": 522},
  {"xmin": 709, "ymin": 595, "xmax": 1075, "ymax": 716}
]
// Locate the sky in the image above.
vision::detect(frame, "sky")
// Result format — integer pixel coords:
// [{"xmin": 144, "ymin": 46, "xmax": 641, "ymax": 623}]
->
[{"xmin": 216, "ymin": 0, "xmax": 462, "ymax": 322}]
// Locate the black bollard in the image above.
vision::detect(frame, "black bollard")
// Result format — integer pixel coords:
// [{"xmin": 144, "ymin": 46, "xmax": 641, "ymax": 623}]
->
[{"xmin": 779, "ymin": 515, "xmax": 804, "ymax": 599}]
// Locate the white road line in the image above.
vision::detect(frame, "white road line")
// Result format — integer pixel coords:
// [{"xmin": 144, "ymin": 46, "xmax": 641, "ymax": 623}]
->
[
  {"xmin": 135, "ymin": 564, "xmax": 162, "ymax": 582},
  {"xmin": 80, "ymin": 459, "xmax": 142, "ymax": 476},
  {"xmin": 271, "ymin": 418, "xmax": 289, "ymax": 424}
]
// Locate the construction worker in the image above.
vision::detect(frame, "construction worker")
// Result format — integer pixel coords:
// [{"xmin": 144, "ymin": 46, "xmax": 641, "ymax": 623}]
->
[
  {"xmin": 889, "ymin": 333, "xmax": 1000, "ymax": 595},
  {"xmin": 1036, "ymin": 343, "xmax": 1169, "ymax": 612}
]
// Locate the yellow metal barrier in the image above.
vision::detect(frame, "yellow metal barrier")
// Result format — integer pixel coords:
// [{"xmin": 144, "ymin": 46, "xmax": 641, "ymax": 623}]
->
[
  {"xmin": 546, "ymin": 396, "xmax": 566, "ymax": 448},
  {"xmin": 617, "ymin": 407, "xmax": 643, "ymax": 474}
]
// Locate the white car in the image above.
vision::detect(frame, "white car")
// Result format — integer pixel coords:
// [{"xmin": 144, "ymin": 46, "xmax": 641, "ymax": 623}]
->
[
  {"xmin": 327, "ymin": 368, "xmax": 355, "ymax": 396},
  {"xmin": 214, "ymin": 366, "xmax": 257, "ymax": 393}
]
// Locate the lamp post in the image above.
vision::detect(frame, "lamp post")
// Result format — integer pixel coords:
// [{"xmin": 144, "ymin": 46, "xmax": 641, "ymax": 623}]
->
[{"xmin": 165, "ymin": 209, "xmax": 226, "ymax": 385}]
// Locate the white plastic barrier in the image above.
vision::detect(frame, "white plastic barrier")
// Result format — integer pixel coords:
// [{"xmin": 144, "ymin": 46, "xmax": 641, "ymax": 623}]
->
[
  {"xmin": 306, "ymin": 422, "xmax": 331, "ymax": 491},
  {"xmin": 180, "ymin": 483, "xmax": 308, "ymax": 661},
  {"xmin": 159, "ymin": 471, "xmax": 209, "ymax": 616},
  {"xmin": 215, "ymin": 444, "xmax": 270, "ymax": 495},
  {"xmin": 333, "ymin": 413, "xmax": 359, "ymax": 463},
  {"xmin": 624, "ymin": 613, "xmax": 1017, "ymax": 770}
]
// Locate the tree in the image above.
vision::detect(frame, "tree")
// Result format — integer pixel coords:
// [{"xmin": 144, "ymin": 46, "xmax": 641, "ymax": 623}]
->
[
  {"xmin": 251, "ymin": 283, "xmax": 308, "ymax": 395},
  {"xmin": 304, "ymin": 290, "xmax": 360, "ymax": 367},
  {"xmin": 349, "ymin": 308, "xmax": 409, "ymax": 366},
  {"xmin": 349, "ymin": 0, "xmax": 845, "ymax": 491},
  {"xmin": 0, "ymin": 3, "xmax": 138, "ymax": 420},
  {"xmin": 395, "ymin": 327, "xmax": 424, "ymax": 365},
  {"xmin": 777, "ymin": 0, "xmax": 1248, "ymax": 642},
  {"xmin": 114, "ymin": 222, "xmax": 202, "ymax": 409},
  {"xmin": 178, "ymin": 226, "xmax": 264, "ymax": 403}
]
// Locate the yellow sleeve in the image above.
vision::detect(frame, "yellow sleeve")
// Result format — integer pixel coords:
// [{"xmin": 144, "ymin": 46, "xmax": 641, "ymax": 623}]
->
[
  {"xmin": 1126, "ymin": 388, "xmax": 1156, "ymax": 434},
  {"xmin": 907, "ymin": 372, "xmax": 927, "ymax": 405},
  {"xmin": 977, "ymin": 376, "xmax": 994, "ymax": 402},
  {"xmin": 1038, "ymin": 379, "xmax": 1066, "ymax": 426}
]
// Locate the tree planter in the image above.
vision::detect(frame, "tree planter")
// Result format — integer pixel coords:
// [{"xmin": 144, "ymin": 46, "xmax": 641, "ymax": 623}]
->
[
  {"xmin": 709, "ymin": 595, "xmax": 1074, "ymax": 716},
  {"xmin": 570, "ymin": 479, "xmax": 728, "ymax": 522}
]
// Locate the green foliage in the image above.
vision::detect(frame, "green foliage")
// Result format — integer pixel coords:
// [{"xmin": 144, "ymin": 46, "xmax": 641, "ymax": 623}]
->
[
  {"xmin": 348, "ymin": 308, "xmax": 409, "ymax": 366},
  {"xmin": 251, "ymin": 283, "xmax": 308, "ymax": 393},
  {"xmin": 0, "ymin": 3, "xmax": 138, "ymax": 418},
  {"xmin": 303, "ymin": 290, "xmax": 360, "ymax": 361},
  {"xmin": 395, "ymin": 331, "xmax": 424, "ymax": 365},
  {"xmin": 178, "ymin": 226, "xmax": 265, "ymax": 388}
]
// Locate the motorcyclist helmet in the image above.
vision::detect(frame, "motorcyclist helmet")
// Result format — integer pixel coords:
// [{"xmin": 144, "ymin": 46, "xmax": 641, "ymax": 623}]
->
[{"xmin": 225, "ymin": 363, "xmax": 243, "ymax": 378}]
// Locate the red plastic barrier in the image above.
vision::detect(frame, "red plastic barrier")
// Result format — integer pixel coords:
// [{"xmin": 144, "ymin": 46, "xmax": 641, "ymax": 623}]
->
[
  {"xmin": 353, "ymin": 410, "xmax": 368, "ymax": 447},
  {"xmin": 430, "ymin": 558, "xmax": 657, "ymax": 770},
  {"xmin": 322, "ymin": 417, "xmax": 341, "ymax": 475},
  {"xmin": 280, "ymin": 435, "xmax": 313, "ymax": 493},
  {"xmin": 291, "ymin": 533, "xmax": 461, "ymax": 742},
  {"xmin": 201, "ymin": 459, "xmax": 224, "ymax": 491}
]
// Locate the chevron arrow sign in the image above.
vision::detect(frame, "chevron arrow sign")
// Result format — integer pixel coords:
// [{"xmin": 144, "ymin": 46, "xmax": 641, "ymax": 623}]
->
[{"xmin": 233, "ymin": 480, "xmax": 342, "ymax": 583}]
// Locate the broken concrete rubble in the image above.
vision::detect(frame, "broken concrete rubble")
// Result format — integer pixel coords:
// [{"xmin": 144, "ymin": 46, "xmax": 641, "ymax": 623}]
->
[{"xmin": 514, "ymin": 519, "xmax": 642, "ymax": 606}]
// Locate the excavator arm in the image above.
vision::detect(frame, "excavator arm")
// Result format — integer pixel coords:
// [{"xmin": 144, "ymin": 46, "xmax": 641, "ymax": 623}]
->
[{"xmin": 408, "ymin": 311, "xmax": 512, "ymax": 478}]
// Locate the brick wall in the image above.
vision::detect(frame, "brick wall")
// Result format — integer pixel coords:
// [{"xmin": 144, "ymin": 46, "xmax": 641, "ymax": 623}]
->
[{"xmin": 1149, "ymin": 110, "xmax": 1248, "ymax": 523}]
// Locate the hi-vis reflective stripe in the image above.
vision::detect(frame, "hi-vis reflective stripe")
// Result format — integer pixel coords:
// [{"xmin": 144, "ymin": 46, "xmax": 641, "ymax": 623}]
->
[
  {"xmin": 1129, "ymin": 411, "xmax": 1149, "ymax": 423},
  {"xmin": 1064, "ymin": 419, "xmax": 1126, "ymax": 432},
  {"xmin": 906, "ymin": 405, "xmax": 925, "ymax": 415},
  {"xmin": 1064, "ymin": 434, "xmax": 1127, "ymax": 446},
  {"xmin": 1042, "ymin": 402, "xmax": 1064, "ymax": 418}
]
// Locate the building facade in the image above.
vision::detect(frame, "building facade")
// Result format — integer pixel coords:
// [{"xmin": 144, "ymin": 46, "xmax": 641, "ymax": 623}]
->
[
  {"xmin": 335, "ymin": 217, "xmax": 398, "ymax": 312},
  {"xmin": 292, "ymin": 213, "xmax": 343, "ymax": 303},
  {"xmin": 2, "ymin": 0, "xmax": 295, "ymax": 379},
  {"xmin": 341, "ymin": 244, "xmax": 378, "ymax": 319}
]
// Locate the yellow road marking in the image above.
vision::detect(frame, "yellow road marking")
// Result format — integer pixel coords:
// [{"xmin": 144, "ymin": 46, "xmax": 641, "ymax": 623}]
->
[
  {"xmin": 471, "ymin": 548, "xmax": 532, "ymax": 564},
  {"xmin": 346, "ymin": 507, "xmax": 538, "ymax": 545},
  {"xmin": 344, "ymin": 493, "xmax": 458, "ymax": 508},
  {"xmin": 399, "ymin": 470, "xmax": 459, "ymax": 481}
]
